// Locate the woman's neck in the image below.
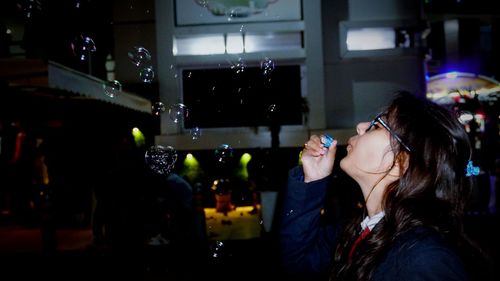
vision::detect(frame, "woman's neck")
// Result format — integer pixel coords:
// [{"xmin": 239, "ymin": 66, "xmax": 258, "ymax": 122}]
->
[{"xmin": 359, "ymin": 179, "xmax": 389, "ymax": 217}]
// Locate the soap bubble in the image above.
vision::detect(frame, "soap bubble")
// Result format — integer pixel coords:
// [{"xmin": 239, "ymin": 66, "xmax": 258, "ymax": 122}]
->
[
  {"xmin": 140, "ymin": 66, "xmax": 154, "ymax": 83},
  {"xmin": 128, "ymin": 46, "xmax": 151, "ymax": 67},
  {"xmin": 71, "ymin": 35, "xmax": 96, "ymax": 61},
  {"xmin": 260, "ymin": 57, "xmax": 275, "ymax": 76},
  {"xmin": 195, "ymin": 0, "xmax": 209, "ymax": 8},
  {"xmin": 214, "ymin": 144, "xmax": 233, "ymax": 163},
  {"xmin": 268, "ymin": 104, "xmax": 277, "ymax": 113},
  {"xmin": 230, "ymin": 58, "xmax": 246, "ymax": 74},
  {"xmin": 209, "ymin": 240, "xmax": 228, "ymax": 261},
  {"xmin": 17, "ymin": 0, "xmax": 41, "ymax": 19},
  {"xmin": 190, "ymin": 127, "xmax": 202, "ymax": 140},
  {"xmin": 144, "ymin": 145, "xmax": 178, "ymax": 175},
  {"xmin": 168, "ymin": 103, "xmax": 189, "ymax": 123},
  {"xmin": 102, "ymin": 80, "xmax": 122, "ymax": 98},
  {"xmin": 152, "ymin": 102, "xmax": 166, "ymax": 116}
]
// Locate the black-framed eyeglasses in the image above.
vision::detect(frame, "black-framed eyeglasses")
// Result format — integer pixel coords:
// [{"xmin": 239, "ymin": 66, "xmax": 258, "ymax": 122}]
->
[{"xmin": 366, "ymin": 113, "xmax": 411, "ymax": 152}]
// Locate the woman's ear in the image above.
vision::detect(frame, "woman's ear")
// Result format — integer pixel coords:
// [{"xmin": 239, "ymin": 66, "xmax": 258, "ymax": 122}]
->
[
  {"xmin": 395, "ymin": 151, "xmax": 410, "ymax": 176},
  {"xmin": 388, "ymin": 151, "xmax": 409, "ymax": 178}
]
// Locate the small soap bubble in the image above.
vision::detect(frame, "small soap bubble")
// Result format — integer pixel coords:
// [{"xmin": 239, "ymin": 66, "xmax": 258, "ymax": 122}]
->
[
  {"xmin": 214, "ymin": 144, "xmax": 233, "ymax": 163},
  {"xmin": 168, "ymin": 103, "xmax": 189, "ymax": 123},
  {"xmin": 17, "ymin": 0, "xmax": 41, "ymax": 19},
  {"xmin": 140, "ymin": 66, "xmax": 154, "ymax": 83},
  {"xmin": 151, "ymin": 101, "xmax": 166, "ymax": 116},
  {"xmin": 230, "ymin": 58, "xmax": 246, "ymax": 74},
  {"xmin": 71, "ymin": 35, "xmax": 96, "ymax": 61},
  {"xmin": 267, "ymin": 104, "xmax": 279, "ymax": 120},
  {"xmin": 74, "ymin": 0, "xmax": 85, "ymax": 8},
  {"xmin": 168, "ymin": 64, "xmax": 179, "ymax": 79},
  {"xmin": 225, "ymin": 6, "xmax": 248, "ymax": 20},
  {"xmin": 209, "ymin": 240, "xmax": 226, "ymax": 260},
  {"xmin": 190, "ymin": 127, "xmax": 202, "ymax": 140},
  {"xmin": 144, "ymin": 145, "xmax": 178, "ymax": 175},
  {"xmin": 102, "ymin": 80, "xmax": 122, "ymax": 98},
  {"xmin": 128, "ymin": 46, "xmax": 151, "ymax": 67},
  {"xmin": 268, "ymin": 104, "xmax": 277, "ymax": 113},
  {"xmin": 195, "ymin": 0, "xmax": 209, "ymax": 7},
  {"xmin": 260, "ymin": 57, "xmax": 275, "ymax": 76},
  {"xmin": 226, "ymin": 9, "xmax": 235, "ymax": 21}
]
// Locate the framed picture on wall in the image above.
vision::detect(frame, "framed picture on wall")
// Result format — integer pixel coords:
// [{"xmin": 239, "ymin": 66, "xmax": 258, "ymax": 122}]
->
[{"xmin": 175, "ymin": 0, "xmax": 302, "ymax": 26}]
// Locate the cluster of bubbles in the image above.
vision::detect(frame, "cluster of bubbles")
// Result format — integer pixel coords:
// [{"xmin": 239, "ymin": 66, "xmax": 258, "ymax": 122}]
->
[
  {"xmin": 23, "ymin": 1, "xmax": 248, "ymax": 179},
  {"xmin": 68, "ymin": 33, "xmax": 122, "ymax": 98},
  {"xmin": 53, "ymin": 0, "xmax": 276, "ymax": 176},
  {"xmin": 144, "ymin": 145, "xmax": 178, "ymax": 175},
  {"xmin": 68, "ymin": 33, "xmax": 119, "ymax": 98},
  {"xmin": 128, "ymin": 46, "xmax": 154, "ymax": 83}
]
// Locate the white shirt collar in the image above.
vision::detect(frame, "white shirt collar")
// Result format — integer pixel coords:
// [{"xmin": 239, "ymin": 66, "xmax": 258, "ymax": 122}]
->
[{"xmin": 360, "ymin": 211, "xmax": 385, "ymax": 231}]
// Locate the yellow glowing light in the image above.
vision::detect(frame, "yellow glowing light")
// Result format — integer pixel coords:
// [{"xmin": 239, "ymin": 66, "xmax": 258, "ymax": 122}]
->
[
  {"xmin": 211, "ymin": 180, "xmax": 219, "ymax": 191},
  {"xmin": 181, "ymin": 153, "xmax": 202, "ymax": 183},
  {"xmin": 237, "ymin": 153, "xmax": 252, "ymax": 181},
  {"xmin": 131, "ymin": 127, "xmax": 145, "ymax": 147},
  {"xmin": 240, "ymin": 153, "xmax": 252, "ymax": 164}
]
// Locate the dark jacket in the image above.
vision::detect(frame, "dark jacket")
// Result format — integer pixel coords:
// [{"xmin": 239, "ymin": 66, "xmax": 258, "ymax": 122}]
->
[{"xmin": 279, "ymin": 166, "xmax": 468, "ymax": 281}]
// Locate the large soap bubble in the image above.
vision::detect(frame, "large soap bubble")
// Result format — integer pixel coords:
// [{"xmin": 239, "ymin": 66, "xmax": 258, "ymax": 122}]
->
[{"xmin": 145, "ymin": 145, "xmax": 178, "ymax": 175}]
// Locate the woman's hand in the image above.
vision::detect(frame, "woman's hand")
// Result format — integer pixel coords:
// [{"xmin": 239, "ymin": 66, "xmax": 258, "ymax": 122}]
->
[{"xmin": 301, "ymin": 135, "xmax": 337, "ymax": 183}]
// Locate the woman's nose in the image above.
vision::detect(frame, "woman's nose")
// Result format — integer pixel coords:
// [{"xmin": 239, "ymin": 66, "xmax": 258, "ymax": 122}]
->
[{"xmin": 356, "ymin": 122, "xmax": 370, "ymax": 135}]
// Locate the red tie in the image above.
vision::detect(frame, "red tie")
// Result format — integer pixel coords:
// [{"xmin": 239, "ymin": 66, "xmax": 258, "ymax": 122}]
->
[{"xmin": 349, "ymin": 227, "xmax": 371, "ymax": 258}]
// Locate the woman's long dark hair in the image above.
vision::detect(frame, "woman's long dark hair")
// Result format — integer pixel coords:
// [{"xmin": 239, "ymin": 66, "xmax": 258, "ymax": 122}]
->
[{"xmin": 330, "ymin": 91, "xmax": 487, "ymax": 280}]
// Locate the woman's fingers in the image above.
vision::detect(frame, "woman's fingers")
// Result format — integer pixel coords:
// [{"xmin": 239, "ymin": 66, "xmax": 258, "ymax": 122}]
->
[{"xmin": 303, "ymin": 135, "xmax": 326, "ymax": 155}]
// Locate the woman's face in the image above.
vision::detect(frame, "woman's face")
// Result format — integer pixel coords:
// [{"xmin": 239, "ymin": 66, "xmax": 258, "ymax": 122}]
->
[{"xmin": 340, "ymin": 120, "xmax": 396, "ymax": 186}]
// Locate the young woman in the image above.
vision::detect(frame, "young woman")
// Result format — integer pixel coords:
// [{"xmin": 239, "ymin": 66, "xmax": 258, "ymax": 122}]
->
[{"xmin": 279, "ymin": 91, "xmax": 489, "ymax": 281}]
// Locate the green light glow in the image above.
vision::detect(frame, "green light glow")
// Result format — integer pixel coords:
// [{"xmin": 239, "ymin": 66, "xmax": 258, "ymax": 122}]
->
[
  {"xmin": 131, "ymin": 127, "xmax": 145, "ymax": 147},
  {"xmin": 237, "ymin": 153, "xmax": 252, "ymax": 181},
  {"xmin": 181, "ymin": 153, "xmax": 202, "ymax": 182}
]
